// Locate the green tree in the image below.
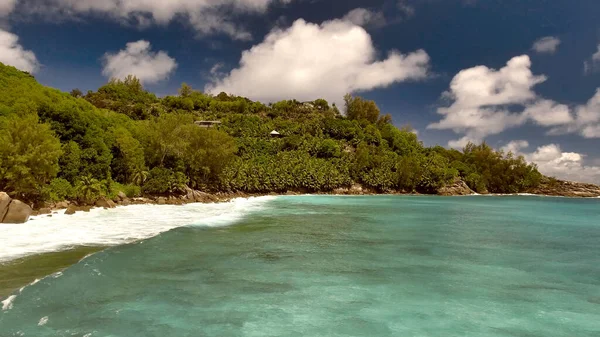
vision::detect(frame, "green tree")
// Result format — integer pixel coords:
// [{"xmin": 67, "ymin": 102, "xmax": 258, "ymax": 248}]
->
[
  {"xmin": 76, "ymin": 175, "xmax": 102, "ymax": 203},
  {"xmin": 179, "ymin": 83, "xmax": 193, "ymax": 97},
  {"xmin": 183, "ymin": 127, "xmax": 237, "ymax": 189},
  {"xmin": 131, "ymin": 165, "xmax": 150, "ymax": 186},
  {"xmin": 0, "ymin": 114, "xmax": 63, "ymax": 201},
  {"xmin": 344, "ymin": 94, "xmax": 381, "ymax": 123}
]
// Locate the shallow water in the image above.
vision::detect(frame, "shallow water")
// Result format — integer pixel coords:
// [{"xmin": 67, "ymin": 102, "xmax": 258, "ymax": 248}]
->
[{"xmin": 1, "ymin": 195, "xmax": 599, "ymax": 336}]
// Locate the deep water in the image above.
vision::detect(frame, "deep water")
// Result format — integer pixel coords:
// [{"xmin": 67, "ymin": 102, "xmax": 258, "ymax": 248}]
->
[{"xmin": 1, "ymin": 195, "xmax": 599, "ymax": 336}]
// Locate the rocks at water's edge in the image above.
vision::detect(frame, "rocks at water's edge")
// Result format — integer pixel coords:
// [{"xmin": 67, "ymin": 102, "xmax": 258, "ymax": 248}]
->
[
  {"xmin": 1, "ymin": 196, "xmax": 33, "ymax": 224},
  {"xmin": 527, "ymin": 179, "xmax": 600, "ymax": 197},
  {"xmin": 95, "ymin": 197, "xmax": 116, "ymax": 209},
  {"xmin": 64, "ymin": 205, "xmax": 77, "ymax": 215},
  {"xmin": 0, "ymin": 192, "xmax": 11, "ymax": 222},
  {"xmin": 437, "ymin": 178, "xmax": 475, "ymax": 196}
]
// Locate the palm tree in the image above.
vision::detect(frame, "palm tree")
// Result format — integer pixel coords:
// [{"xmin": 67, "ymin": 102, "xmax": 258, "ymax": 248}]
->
[
  {"xmin": 78, "ymin": 176, "xmax": 102, "ymax": 204},
  {"xmin": 131, "ymin": 166, "xmax": 149, "ymax": 186}
]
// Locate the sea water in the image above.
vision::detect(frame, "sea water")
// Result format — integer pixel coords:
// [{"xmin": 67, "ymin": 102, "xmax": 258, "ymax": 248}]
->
[{"xmin": 1, "ymin": 195, "xmax": 599, "ymax": 336}]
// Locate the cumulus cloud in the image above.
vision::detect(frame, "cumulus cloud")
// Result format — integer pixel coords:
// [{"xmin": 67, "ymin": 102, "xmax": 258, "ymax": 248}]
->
[
  {"xmin": 428, "ymin": 55, "xmax": 545, "ymax": 146},
  {"xmin": 523, "ymin": 99, "xmax": 573, "ymax": 126},
  {"xmin": 205, "ymin": 18, "xmax": 430, "ymax": 107},
  {"xmin": 531, "ymin": 36, "xmax": 561, "ymax": 54},
  {"xmin": 0, "ymin": 29, "xmax": 39, "ymax": 72},
  {"xmin": 573, "ymin": 89, "xmax": 600, "ymax": 137},
  {"xmin": 428, "ymin": 54, "xmax": 600, "ymax": 147},
  {"xmin": 502, "ymin": 141, "xmax": 600, "ymax": 184},
  {"xmin": 0, "ymin": 0, "xmax": 17, "ymax": 17},
  {"xmin": 102, "ymin": 40, "xmax": 177, "ymax": 84},
  {"xmin": 342, "ymin": 8, "xmax": 386, "ymax": 28},
  {"xmin": 546, "ymin": 89, "xmax": 600, "ymax": 138},
  {"xmin": 9, "ymin": 0, "xmax": 290, "ymax": 39},
  {"xmin": 584, "ymin": 44, "xmax": 600, "ymax": 74}
]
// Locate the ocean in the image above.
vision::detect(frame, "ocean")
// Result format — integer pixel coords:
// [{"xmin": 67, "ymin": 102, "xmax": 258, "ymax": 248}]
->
[{"xmin": 1, "ymin": 195, "xmax": 599, "ymax": 336}]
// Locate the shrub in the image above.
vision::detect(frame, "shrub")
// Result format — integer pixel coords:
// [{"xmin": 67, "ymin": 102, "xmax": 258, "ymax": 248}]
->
[
  {"xmin": 143, "ymin": 167, "xmax": 188, "ymax": 195},
  {"xmin": 42, "ymin": 178, "xmax": 75, "ymax": 202}
]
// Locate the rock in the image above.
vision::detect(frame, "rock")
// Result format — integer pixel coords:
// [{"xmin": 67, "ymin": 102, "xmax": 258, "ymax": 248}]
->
[
  {"xmin": 527, "ymin": 179, "xmax": 600, "ymax": 197},
  {"xmin": 2, "ymin": 200, "xmax": 33, "ymax": 224},
  {"xmin": 95, "ymin": 197, "xmax": 116, "ymax": 209},
  {"xmin": 39, "ymin": 208, "xmax": 51, "ymax": 215},
  {"xmin": 54, "ymin": 201, "xmax": 69, "ymax": 209},
  {"xmin": 121, "ymin": 199, "xmax": 131, "ymax": 206},
  {"xmin": 438, "ymin": 178, "xmax": 475, "ymax": 196},
  {"xmin": 79, "ymin": 206, "xmax": 92, "ymax": 212},
  {"xmin": 184, "ymin": 187, "xmax": 195, "ymax": 201},
  {"xmin": 65, "ymin": 205, "xmax": 77, "ymax": 215},
  {"xmin": 117, "ymin": 191, "xmax": 127, "ymax": 200},
  {"xmin": 0, "ymin": 192, "xmax": 11, "ymax": 222},
  {"xmin": 157, "ymin": 197, "xmax": 166, "ymax": 205}
]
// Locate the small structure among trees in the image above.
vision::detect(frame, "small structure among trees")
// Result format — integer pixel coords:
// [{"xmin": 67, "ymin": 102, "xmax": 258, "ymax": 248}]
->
[
  {"xmin": 195, "ymin": 121, "xmax": 222, "ymax": 128},
  {"xmin": 270, "ymin": 130, "xmax": 283, "ymax": 138}
]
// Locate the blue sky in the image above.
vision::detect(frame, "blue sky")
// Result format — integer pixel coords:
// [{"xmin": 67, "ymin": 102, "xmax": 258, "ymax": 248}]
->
[{"xmin": 1, "ymin": 0, "xmax": 599, "ymax": 183}]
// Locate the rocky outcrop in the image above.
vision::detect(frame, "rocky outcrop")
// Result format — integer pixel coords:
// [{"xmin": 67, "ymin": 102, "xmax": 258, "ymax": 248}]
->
[
  {"xmin": 64, "ymin": 205, "xmax": 77, "ymax": 215},
  {"xmin": 2, "ymin": 199, "xmax": 33, "ymax": 223},
  {"xmin": 437, "ymin": 179, "xmax": 475, "ymax": 196},
  {"xmin": 54, "ymin": 201, "xmax": 70, "ymax": 209},
  {"xmin": 0, "ymin": 192, "xmax": 11, "ymax": 222},
  {"xmin": 527, "ymin": 179, "xmax": 600, "ymax": 197},
  {"xmin": 1, "ymin": 192, "xmax": 33, "ymax": 224},
  {"xmin": 95, "ymin": 197, "xmax": 116, "ymax": 209}
]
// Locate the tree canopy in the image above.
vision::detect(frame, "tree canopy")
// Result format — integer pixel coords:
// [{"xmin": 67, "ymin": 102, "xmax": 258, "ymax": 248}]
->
[{"xmin": 0, "ymin": 62, "xmax": 544, "ymax": 203}]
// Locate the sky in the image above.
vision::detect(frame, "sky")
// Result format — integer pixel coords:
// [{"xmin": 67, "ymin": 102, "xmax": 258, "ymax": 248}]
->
[{"xmin": 1, "ymin": 0, "xmax": 599, "ymax": 183}]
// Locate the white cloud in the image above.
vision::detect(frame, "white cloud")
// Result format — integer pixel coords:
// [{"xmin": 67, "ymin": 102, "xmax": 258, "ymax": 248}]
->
[
  {"xmin": 523, "ymin": 99, "xmax": 572, "ymax": 126},
  {"xmin": 0, "ymin": 0, "xmax": 18, "ymax": 17},
  {"xmin": 584, "ymin": 44, "xmax": 600, "ymax": 74},
  {"xmin": 548, "ymin": 88, "xmax": 600, "ymax": 138},
  {"xmin": 574, "ymin": 88, "xmax": 600, "ymax": 137},
  {"xmin": 205, "ymin": 18, "xmax": 430, "ymax": 107},
  {"xmin": 531, "ymin": 36, "xmax": 561, "ymax": 54},
  {"xmin": 102, "ymin": 40, "xmax": 177, "ymax": 84},
  {"xmin": 502, "ymin": 141, "xmax": 600, "ymax": 184},
  {"xmin": 342, "ymin": 8, "xmax": 385, "ymax": 28},
  {"xmin": 397, "ymin": 0, "xmax": 415, "ymax": 17},
  {"xmin": 428, "ymin": 55, "xmax": 545, "ymax": 146},
  {"xmin": 10, "ymin": 0, "xmax": 291, "ymax": 39},
  {"xmin": 428, "ymin": 54, "xmax": 600, "ymax": 147},
  {"xmin": 0, "ymin": 29, "xmax": 39, "ymax": 72},
  {"xmin": 501, "ymin": 140, "xmax": 530, "ymax": 155}
]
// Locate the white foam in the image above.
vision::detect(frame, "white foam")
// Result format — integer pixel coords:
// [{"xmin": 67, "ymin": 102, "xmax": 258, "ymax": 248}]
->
[
  {"xmin": 0, "ymin": 197, "xmax": 276, "ymax": 263},
  {"xmin": 38, "ymin": 316, "xmax": 48, "ymax": 326},
  {"xmin": 2, "ymin": 295, "xmax": 16, "ymax": 311},
  {"xmin": 19, "ymin": 278, "xmax": 40, "ymax": 293}
]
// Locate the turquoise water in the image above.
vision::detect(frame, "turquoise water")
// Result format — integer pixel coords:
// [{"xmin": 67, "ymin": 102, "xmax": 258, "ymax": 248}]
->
[{"xmin": 1, "ymin": 196, "xmax": 600, "ymax": 336}]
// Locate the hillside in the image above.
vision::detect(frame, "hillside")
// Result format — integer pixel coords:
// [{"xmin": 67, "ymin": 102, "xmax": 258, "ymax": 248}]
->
[{"xmin": 0, "ymin": 62, "xmax": 581, "ymax": 206}]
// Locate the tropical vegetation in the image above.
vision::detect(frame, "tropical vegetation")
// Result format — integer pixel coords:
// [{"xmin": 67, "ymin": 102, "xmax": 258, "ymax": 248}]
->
[{"xmin": 0, "ymin": 62, "xmax": 543, "ymax": 204}]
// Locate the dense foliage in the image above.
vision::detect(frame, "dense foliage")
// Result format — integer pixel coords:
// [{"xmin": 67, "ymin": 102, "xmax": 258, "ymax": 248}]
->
[{"xmin": 0, "ymin": 62, "xmax": 543, "ymax": 203}]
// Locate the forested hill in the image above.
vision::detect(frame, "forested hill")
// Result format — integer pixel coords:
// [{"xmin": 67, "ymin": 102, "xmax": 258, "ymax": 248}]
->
[{"xmin": 0, "ymin": 62, "xmax": 545, "ymax": 204}]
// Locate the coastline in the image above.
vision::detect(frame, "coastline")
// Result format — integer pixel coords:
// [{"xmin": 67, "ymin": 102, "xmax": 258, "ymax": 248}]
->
[
  {"xmin": 29, "ymin": 183, "xmax": 600, "ymax": 217},
  {"xmin": 2, "ymin": 192, "xmax": 599, "ymax": 302}
]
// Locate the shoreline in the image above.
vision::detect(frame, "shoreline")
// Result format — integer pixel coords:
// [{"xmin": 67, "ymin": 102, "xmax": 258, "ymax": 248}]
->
[
  {"xmin": 31, "ymin": 188, "xmax": 600, "ymax": 216},
  {"xmin": 3, "ymin": 193, "xmax": 599, "ymax": 302}
]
